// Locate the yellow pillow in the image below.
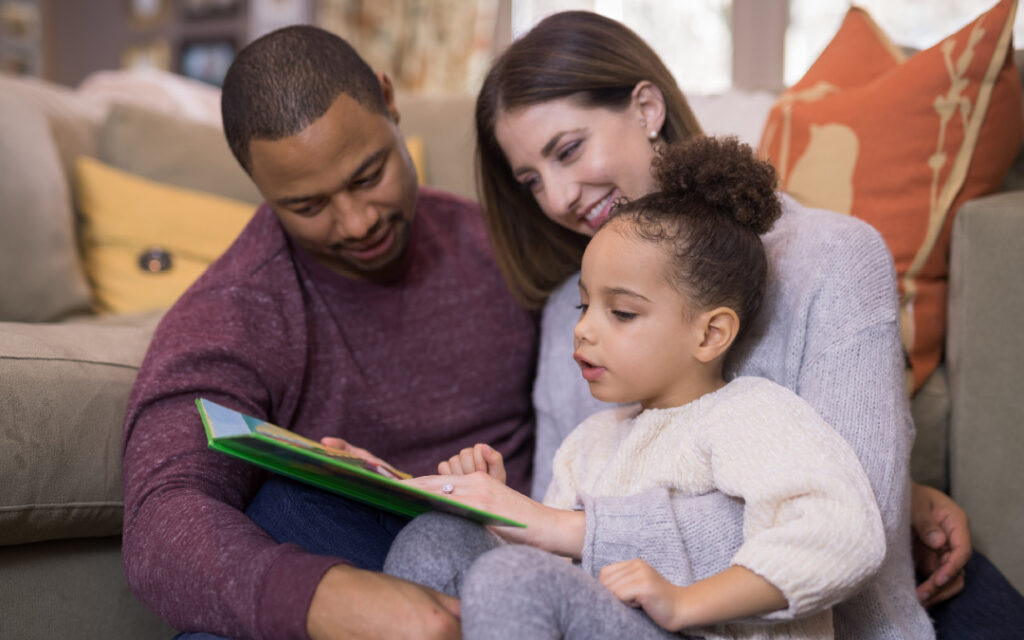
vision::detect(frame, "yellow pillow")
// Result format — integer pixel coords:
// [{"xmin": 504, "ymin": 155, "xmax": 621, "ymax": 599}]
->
[
  {"xmin": 75, "ymin": 156, "xmax": 255, "ymax": 314},
  {"xmin": 406, "ymin": 135, "xmax": 427, "ymax": 185}
]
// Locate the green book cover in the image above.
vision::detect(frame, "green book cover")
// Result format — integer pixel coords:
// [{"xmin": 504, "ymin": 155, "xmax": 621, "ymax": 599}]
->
[{"xmin": 196, "ymin": 398, "xmax": 525, "ymax": 528}]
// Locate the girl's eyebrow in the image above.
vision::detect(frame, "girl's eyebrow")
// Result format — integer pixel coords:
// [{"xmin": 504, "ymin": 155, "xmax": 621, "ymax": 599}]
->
[{"xmin": 603, "ymin": 286, "xmax": 651, "ymax": 302}]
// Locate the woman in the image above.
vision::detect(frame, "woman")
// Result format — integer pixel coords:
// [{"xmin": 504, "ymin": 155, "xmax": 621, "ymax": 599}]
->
[{"xmin": 463, "ymin": 9, "xmax": 1020, "ymax": 639}]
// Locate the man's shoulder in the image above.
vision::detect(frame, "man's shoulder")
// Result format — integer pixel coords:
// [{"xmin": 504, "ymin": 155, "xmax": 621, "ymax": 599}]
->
[
  {"xmin": 416, "ymin": 186, "xmax": 481, "ymax": 221},
  {"xmin": 161, "ymin": 206, "xmax": 300, "ymax": 330}
]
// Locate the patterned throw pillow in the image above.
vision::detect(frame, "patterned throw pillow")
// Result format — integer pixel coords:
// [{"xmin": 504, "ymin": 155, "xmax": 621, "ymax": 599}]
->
[{"xmin": 758, "ymin": 0, "xmax": 1022, "ymax": 392}]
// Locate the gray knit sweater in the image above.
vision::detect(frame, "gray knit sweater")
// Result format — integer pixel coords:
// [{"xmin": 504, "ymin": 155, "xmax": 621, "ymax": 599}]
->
[{"xmin": 532, "ymin": 195, "xmax": 935, "ymax": 639}]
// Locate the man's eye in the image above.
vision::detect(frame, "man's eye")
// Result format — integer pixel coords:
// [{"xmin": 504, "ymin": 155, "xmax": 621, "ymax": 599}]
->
[
  {"xmin": 292, "ymin": 202, "xmax": 322, "ymax": 216},
  {"xmin": 611, "ymin": 310, "xmax": 636, "ymax": 321},
  {"xmin": 355, "ymin": 168, "xmax": 383, "ymax": 187}
]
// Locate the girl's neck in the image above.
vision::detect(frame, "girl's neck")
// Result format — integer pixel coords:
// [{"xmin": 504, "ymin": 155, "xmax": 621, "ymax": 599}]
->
[{"xmin": 640, "ymin": 371, "xmax": 727, "ymax": 411}]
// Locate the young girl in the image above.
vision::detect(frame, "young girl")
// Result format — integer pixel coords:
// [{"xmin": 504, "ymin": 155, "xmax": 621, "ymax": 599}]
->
[{"xmin": 388, "ymin": 136, "xmax": 886, "ymax": 639}]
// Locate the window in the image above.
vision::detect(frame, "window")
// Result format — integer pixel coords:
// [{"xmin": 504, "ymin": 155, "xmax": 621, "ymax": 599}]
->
[{"xmin": 511, "ymin": 0, "xmax": 733, "ymax": 95}]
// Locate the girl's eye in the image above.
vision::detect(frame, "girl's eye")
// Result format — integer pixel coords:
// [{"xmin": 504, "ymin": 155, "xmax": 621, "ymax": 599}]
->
[
  {"xmin": 575, "ymin": 303, "xmax": 589, "ymax": 315},
  {"xmin": 611, "ymin": 310, "xmax": 636, "ymax": 321},
  {"xmin": 557, "ymin": 140, "xmax": 581, "ymax": 162}
]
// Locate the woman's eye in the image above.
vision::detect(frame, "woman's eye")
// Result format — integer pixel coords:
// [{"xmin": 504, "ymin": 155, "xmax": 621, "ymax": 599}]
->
[
  {"xmin": 575, "ymin": 303, "xmax": 589, "ymax": 315},
  {"xmin": 611, "ymin": 310, "xmax": 636, "ymax": 321},
  {"xmin": 557, "ymin": 140, "xmax": 581, "ymax": 162},
  {"xmin": 521, "ymin": 175, "xmax": 541, "ymax": 193}
]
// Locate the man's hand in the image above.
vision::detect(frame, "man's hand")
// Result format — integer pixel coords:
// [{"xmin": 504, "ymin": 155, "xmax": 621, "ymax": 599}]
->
[
  {"xmin": 437, "ymin": 443, "xmax": 506, "ymax": 483},
  {"xmin": 911, "ymin": 482, "xmax": 971, "ymax": 606},
  {"xmin": 307, "ymin": 565, "xmax": 460, "ymax": 640},
  {"xmin": 599, "ymin": 559, "xmax": 685, "ymax": 631}
]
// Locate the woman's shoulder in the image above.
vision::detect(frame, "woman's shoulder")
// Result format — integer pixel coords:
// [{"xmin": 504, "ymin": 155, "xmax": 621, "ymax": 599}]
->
[{"xmin": 766, "ymin": 194, "xmax": 892, "ymax": 268}]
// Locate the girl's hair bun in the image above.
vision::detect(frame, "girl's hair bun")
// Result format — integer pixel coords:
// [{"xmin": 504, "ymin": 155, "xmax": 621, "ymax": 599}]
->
[{"xmin": 651, "ymin": 135, "xmax": 781, "ymax": 235}]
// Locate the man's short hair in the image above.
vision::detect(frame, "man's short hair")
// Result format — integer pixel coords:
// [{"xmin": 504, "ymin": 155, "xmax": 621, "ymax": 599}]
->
[{"xmin": 222, "ymin": 25, "xmax": 388, "ymax": 173}]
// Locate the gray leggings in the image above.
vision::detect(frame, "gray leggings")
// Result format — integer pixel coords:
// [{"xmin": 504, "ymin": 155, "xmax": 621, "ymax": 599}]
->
[{"xmin": 384, "ymin": 512, "xmax": 682, "ymax": 640}]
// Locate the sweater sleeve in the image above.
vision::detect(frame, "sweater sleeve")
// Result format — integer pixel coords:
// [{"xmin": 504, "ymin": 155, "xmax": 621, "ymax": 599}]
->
[
  {"xmin": 121, "ymin": 286, "xmax": 342, "ymax": 639},
  {"xmin": 709, "ymin": 384, "xmax": 886, "ymax": 618}
]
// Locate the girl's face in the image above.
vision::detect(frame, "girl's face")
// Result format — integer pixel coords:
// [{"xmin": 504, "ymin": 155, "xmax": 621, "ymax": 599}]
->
[
  {"xmin": 573, "ymin": 220, "xmax": 710, "ymax": 410},
  {"xmin": 494, "ymin": 96, "xmax": 660, "ymax": 237}
]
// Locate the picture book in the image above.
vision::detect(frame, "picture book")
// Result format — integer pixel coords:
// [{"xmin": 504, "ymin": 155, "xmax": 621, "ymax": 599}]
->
[{"xmin": 196, "ymin": 398, "xmax": 525, "ymax": 527}]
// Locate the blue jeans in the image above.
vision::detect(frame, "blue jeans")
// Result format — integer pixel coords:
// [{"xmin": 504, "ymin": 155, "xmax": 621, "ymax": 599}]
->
[
  {"xmin": 929, "ymin": 550, "xmax": 1024, "ymax": 639},
  {"xmin": 175, "ymin": 475, "xmax": 410, "ymax": 639}
]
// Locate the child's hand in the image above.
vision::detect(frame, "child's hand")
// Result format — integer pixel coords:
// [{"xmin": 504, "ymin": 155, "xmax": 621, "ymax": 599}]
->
[
  {"xmin": 599, "ymin": 559, "xmax": 685, "ymax": 631},
  {"xmin": 438, "ymin": 443, "xmax": 506, "ymax": 484},
  {"xmin": 320, "ymin": 437, "xmax": 407, "ymax": 478}
]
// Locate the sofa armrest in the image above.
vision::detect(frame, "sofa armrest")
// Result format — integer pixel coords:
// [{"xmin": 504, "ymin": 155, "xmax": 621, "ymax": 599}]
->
[
  {"xmin": 947, "ymin": 190, "xmax": 1024, "ymax": 592},
  {"xmin": 0, "ymin": 314, "xmax": 159, "ymax": 545}
]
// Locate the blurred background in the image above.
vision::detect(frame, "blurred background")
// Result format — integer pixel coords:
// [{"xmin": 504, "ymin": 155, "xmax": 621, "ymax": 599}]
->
[{"xmin": 2, "ymin": 0, "xmax": 1022, "ymax": 96}]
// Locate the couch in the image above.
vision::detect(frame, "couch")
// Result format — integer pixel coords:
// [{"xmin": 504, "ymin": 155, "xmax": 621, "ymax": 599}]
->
[{"xmin": 1, "ymin": 62, "xmax": 1021, "ymax": 638}]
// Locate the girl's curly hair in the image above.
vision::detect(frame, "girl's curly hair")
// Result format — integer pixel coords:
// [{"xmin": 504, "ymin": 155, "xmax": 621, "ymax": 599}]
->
[{"xmin": 607, "ymin": 135, "xmax": 781, "ymax": 341}]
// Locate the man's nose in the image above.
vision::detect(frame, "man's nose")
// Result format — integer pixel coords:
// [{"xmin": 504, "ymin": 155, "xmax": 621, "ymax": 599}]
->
[{"xmin": 328, "ymin": 194, "xmax": 378, "ymax": 241}]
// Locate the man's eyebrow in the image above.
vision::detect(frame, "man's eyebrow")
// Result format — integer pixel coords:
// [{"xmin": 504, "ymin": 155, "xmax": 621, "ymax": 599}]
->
[
  {"xmin": 602, "ymin": 286, "xmax": 651, "ymax": 302},
  {"xmin": 275, "ymin": 147, "xmax": 389, "ymax": 205}
]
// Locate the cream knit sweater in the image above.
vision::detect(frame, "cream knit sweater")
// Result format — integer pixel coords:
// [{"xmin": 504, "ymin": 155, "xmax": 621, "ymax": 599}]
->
[{"xmin": 545, "ymin": 377, "xmax": 886, "ymax": 639}]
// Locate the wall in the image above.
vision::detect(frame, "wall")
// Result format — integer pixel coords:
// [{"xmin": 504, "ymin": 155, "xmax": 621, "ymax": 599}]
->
[{"xmin": 46, "ymin": 0, "xmax": 251, "ymax": 88}]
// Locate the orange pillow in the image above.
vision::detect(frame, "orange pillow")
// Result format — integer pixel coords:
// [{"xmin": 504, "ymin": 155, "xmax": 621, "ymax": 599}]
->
[{"xmin": 758, "ymin": 0, "xmax": 1023, "ymax": 392}]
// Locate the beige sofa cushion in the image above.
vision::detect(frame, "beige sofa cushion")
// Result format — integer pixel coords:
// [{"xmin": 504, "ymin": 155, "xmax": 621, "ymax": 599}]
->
[
  {"xmin": 0, "ymin": 313, "xmax": 161, "ymax": 545},
  {"xmin": 0, "ymin": 84, "xmax": 93, "ymax": 322},
  {"xmin": 99, "ymin": 102, "xmax": 262, "ymax": 206}
]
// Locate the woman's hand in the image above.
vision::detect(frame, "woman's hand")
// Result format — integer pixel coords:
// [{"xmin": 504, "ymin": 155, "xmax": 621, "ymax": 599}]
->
[
  {"xmin": 404, "ymin": 472, "xmax": 585, "ymax": 557},
  {"xmin": 438, "ymin": 443, "xmax": 506, "ymax": 484},
  {"xmin": 911, "ymin": 482, "xmax": 971, "ymax": 606}
]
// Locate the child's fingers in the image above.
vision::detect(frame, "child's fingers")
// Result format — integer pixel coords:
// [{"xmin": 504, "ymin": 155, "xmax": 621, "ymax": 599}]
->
[
  {"xmin": 447, "ymin": 454, "xmax": 465, "ymax": 475},
  {"xmin": 481, "ymin": 444, "xmax": 504, "ymax": 465},
  {"xmin": 438, "ymin": 460, "xmax": 451, "ymax": 475},
  {"xmin": 473, "ymin": 444, "xmax": 487, "ymax": 473},
  {"xmin": 459, "ymin": 447, "xmax": 477, "ymax": 474}
]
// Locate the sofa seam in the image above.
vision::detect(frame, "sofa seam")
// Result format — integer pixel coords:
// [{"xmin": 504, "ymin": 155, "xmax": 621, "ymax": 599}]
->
[{"xmin": 0, "ymin": 355, "xmax": 140, "ymax": 369}]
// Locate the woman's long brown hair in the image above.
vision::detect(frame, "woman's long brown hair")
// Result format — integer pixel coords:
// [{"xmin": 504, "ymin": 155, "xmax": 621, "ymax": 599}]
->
[{"xmin": 476, "ymin": 10, "xmax": 703, "ymax": 309}]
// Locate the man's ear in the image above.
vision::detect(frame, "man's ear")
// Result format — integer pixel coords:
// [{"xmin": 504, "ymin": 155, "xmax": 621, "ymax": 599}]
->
[
  {"xmin": 377, "ymin": 71, "xmax": 400, "ymax": 123},
  {"xmin": 694, "ymin": 307, "xmax": 739, "ymax": 364},
  {"xmin": 631, "ymin": 81, "xmax": 666, "ymax": 138}
]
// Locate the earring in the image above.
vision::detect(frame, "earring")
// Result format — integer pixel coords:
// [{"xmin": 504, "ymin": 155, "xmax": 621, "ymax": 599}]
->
[
  {"xmin": 648, "ymin": 130, "xmax": 658, "ymax": 140},
  {"xmin": 639, "ymin": 118, "xmax": 647, "ymax": 128}
]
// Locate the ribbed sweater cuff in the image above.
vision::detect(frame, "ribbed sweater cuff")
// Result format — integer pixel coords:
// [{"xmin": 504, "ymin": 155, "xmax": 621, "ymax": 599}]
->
[{"xmin": 256, "ymin": 546, "xmax": 348, "ymax": 640}]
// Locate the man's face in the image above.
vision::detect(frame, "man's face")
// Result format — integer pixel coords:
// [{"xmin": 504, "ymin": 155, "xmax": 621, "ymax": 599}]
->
[{"xmin": 249, "ymin": 89, "xmax": 419, "ymax": 280}]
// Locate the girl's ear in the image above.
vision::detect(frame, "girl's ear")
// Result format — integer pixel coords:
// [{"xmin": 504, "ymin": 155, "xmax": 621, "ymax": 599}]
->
[
  {"xmin": 694, "ymin": 307, "xmax": 739, "ymax": 364},
  {"xmin": 631, "ymin": 81, "xmax": 667, "ymax": 139}
]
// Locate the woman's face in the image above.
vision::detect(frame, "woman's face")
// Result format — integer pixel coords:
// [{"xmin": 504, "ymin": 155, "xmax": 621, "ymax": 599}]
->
[{"xmin": 494, "ymin": 97, "xmax": 660, "ymax": 237}]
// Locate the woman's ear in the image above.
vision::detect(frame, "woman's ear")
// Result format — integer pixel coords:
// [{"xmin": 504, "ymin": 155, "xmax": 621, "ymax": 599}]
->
[
  {"xmin": 377, "ymin": 71, "xmax": 401, "ymax": 123},
  {"xmin": 694, "ymin": 307, "xmax": 739, "ymax": 364},
  {"xmin": 631, "ymin": 81, "xmax": 666, "ymax": 139}
]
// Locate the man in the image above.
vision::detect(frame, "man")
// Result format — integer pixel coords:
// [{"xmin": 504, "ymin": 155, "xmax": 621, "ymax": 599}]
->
[{"xmin": 121, "ymin": 26, "xmax": 537, "ymax": 639}]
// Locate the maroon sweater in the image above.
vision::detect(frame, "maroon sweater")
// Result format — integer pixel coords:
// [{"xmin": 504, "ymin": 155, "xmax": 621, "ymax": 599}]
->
[{"xmin": 122, "ymin": 188, "xmax": 537, "ymax": 639}]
